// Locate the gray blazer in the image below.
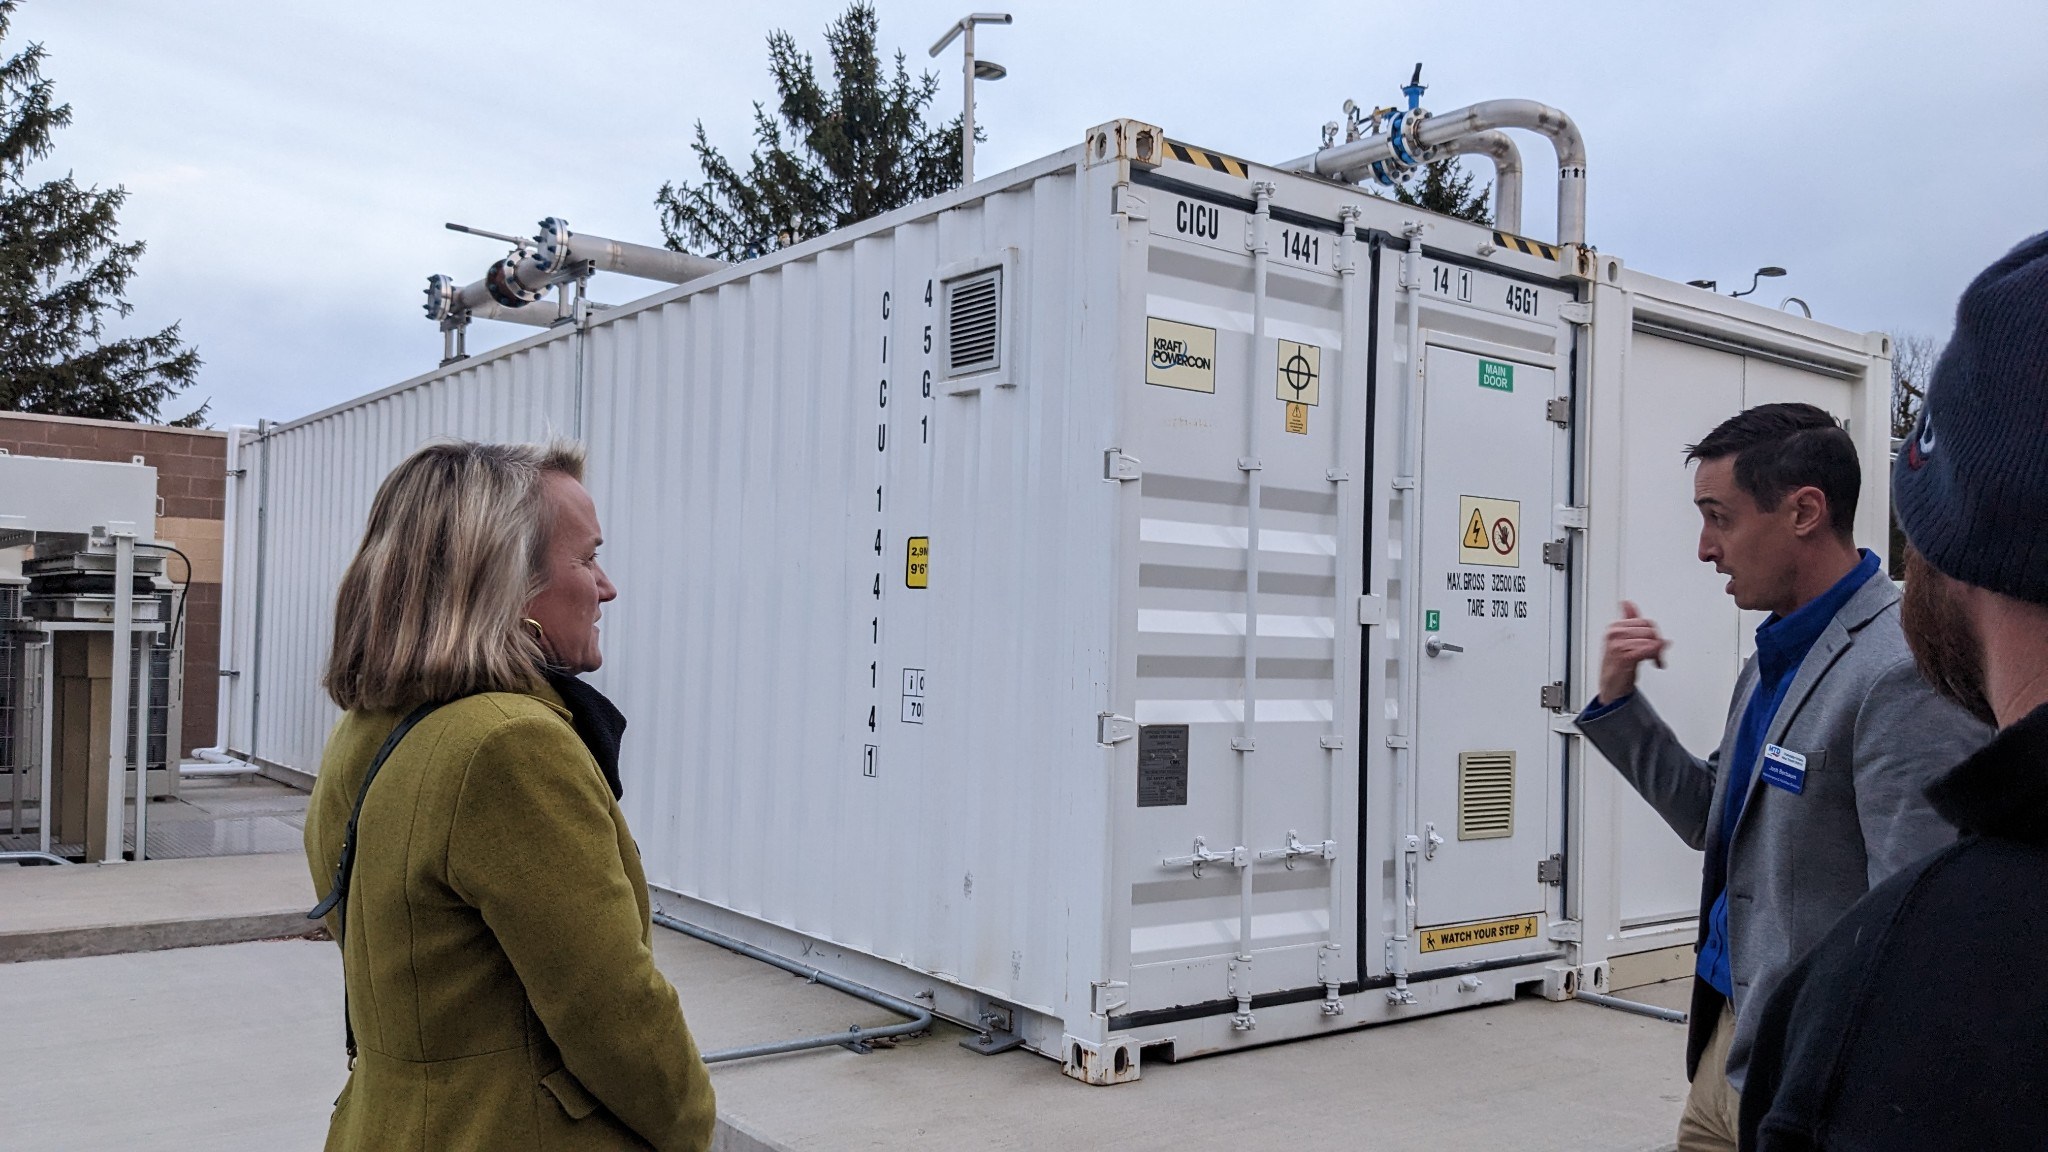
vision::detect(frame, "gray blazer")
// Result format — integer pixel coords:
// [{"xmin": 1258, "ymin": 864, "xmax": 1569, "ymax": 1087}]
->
[{"xmin": 1577, "ymin": 569, "xmax": 1990, "ymax": 1090}]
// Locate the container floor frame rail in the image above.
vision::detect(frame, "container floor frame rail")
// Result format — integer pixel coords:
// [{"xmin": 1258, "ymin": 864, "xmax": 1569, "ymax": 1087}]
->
[{"xmin": 220, "ymin": 108, "xmax": 1892, "ymax": 1084}]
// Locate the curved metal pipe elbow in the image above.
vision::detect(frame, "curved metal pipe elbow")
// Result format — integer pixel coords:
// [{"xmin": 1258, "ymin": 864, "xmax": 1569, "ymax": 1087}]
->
[
  {"xmin": 1434, "ymin": 130, "xmax": 1523, "ymax": 236},
  {"xmin": 1412, "ymin": 100, "xmax": 1585, "ymax": 245},
  {"xmin": 1278, "ymin": 97, "xmax": 1587, "ymax": 247}
]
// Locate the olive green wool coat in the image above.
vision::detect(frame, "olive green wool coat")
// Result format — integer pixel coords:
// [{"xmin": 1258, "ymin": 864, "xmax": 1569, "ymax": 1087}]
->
[{"xmin": 305, "ymin": 688, "xmax": 715, "ymax": 1150}]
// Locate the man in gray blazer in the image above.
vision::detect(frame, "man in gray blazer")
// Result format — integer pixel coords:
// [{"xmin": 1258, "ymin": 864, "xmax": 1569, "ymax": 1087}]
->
[{"xmin": 1575, "ymin": 403, "xmax": 1990, "ymax": 1152}]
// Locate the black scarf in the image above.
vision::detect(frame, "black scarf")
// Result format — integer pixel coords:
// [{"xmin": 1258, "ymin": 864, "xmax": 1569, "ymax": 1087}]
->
[{"xmin": 543, "ymin": 668, "xmax": 628, "ymax": 800}]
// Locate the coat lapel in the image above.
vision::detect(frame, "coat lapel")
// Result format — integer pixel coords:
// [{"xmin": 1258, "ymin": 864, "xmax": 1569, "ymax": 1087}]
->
[{"xmin": 1736, "ymin": 570, "xmax": 1897, "ymax": 822}]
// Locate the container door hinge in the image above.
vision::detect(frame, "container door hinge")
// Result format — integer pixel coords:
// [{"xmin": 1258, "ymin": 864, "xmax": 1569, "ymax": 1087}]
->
[
  {"xmin": 1090, "ymin": 980, "xmax": 1129, "ymax": 1016},
  {"xmin": 1537, "ymin": 853, "xmax": 1566, "ymax": 886},
  {"xmin": 1357, "ymin": 594, "xmax": 1386, "ymax": 626},
  {"xmin": 1558, "ymin": 301, "xmax": 1592, "ymax": 325},
  {"xmin": 1547, "ymin": 919, "xmax": 1583, "ymax": 942},
  {"xmin": 1542, "ymin": 538, "xmax": 1570, "ymax": 569},
  {"xmin": 1545, "ymin": 397, "xmax": 1571, "ymax": 427},
  {"xmin": 1112, "ymin": 184, "xmax": 1149, "ymax": 221},
  {"xmin": 1104, "ymin": 449, "xmax": 1142, "ymax": 482},
  {"xmin": 1556, "ymin": 505, "xmax": 1589, "ymax": 530},
  {"xmin": 1097, "ymin": 713, "xmax": 1136, "ymax": 744},
  {"xmin": 1540, "ymin": 682, "xmax": 1569, "ymax": 712}
]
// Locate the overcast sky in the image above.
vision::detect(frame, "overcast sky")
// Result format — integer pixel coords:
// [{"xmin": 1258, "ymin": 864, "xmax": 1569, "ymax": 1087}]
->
[{"xmin": 18, "ymin": 0, "xmax": 2045, "ymax": 429}]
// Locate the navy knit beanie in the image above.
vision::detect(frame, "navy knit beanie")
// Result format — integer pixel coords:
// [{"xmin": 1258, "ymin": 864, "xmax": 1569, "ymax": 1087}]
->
[{"xmin": 1894, "ymin": 231, "xmax": 2048, "ymax": 605}]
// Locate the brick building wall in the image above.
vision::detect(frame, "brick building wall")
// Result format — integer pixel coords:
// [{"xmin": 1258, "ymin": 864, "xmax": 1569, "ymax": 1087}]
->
[{"xmin": 0, "ymin": 411, "xmax": 228, "ymax": 757}]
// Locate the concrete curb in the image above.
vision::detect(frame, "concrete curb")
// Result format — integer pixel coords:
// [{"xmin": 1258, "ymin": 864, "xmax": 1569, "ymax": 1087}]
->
[
  {"xmin": 712, "ymin": 1111, "xmax": 797, "ymax": 1152},
  {"xmin": 0, "ymin": 911, "xmax": 322, "ymax": 964}
]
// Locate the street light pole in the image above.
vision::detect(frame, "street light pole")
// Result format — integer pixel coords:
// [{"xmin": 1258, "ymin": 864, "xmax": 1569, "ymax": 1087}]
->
[{"xmin": 930, "ymin": 12, "xmax": 1012, "ymax": 185}]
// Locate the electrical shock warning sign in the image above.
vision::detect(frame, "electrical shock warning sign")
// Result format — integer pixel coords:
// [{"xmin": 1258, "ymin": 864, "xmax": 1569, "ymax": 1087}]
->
[
  {"xmin": 1458, "ymin": 496, "xmax": 1521, "ymax": 568},
  {"xmin": 1418, "ymin": 914, "xmax": 1540, "ymax": 953},
  {"xmin": 1146, "ymin": 318, "xmax": 1218, "ymax": 393}
]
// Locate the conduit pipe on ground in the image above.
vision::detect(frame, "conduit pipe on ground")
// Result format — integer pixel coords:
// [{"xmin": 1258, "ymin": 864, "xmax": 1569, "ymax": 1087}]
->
[
  {"xmin": 1279, "ymin": 99, "xmax": 1586, "ymax": 246},
  {"xmin": 1435, "ymin": 130, "xmax": 1523, "ymax": 237},
  {"xmin": 651, "ymin": 911, "xmax": 934, "ymax": 1064},
  {"xmin": 1577, "ymin": 990, "xmax": 1689, "ymax": 1024}
]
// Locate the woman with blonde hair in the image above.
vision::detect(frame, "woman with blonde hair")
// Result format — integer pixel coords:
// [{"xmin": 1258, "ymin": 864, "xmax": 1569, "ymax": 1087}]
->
[{"xmin": 305, "ymin": 440, "xmax": 714, "ymax": 1150}]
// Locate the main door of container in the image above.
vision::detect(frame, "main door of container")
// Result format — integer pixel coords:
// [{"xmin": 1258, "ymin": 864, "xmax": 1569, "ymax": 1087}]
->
[{"xmin": 1413, "ymin": 344, "xmax": 1558, "ymax": 930}]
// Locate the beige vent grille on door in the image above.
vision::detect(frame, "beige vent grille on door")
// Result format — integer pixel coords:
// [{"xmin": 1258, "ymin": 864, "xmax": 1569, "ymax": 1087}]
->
[
  {"xmin": 944, "ymin": 268, "xmax": 1002, "ymax": 377},
  {"xmin": 1458, "ymin": 750, "xmax": 1515, "ymax": 840}
]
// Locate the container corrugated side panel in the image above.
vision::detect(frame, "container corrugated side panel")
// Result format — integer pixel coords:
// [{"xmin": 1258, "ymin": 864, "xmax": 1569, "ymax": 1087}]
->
[
  {"xmin": 1574, "ymin": 266, "xmax": 1888, "ymax": 959},
  {"xmin": 593, "ymin": 164, "xmax": 1117, "ymax": 1016},
  {"xmin": 233, "ymin": 337, "xmax": 579, "ymax": 772}
]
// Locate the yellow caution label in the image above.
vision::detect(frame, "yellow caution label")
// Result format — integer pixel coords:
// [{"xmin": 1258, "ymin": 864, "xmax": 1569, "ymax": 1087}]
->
[
  {"xmin": 1458, "ymin": 495, "xmax": 1520, "ymax": 568},
  {"xmin": 1275, "ymin": 339, "xmax": 1321, "ymax": 406},
  {"xmin": 1418, "ymin": 913, "xmax": 1541, "ymax": 954},
  {"xmin": 1491, "ymin": 231, "xmax": 1559, "ymax": 262},
  {"xmin": 1285, "ymin": 402, "xmax": 1308, "ymax": 435},
  {"xmin": 1165, "ymin": 140, "xmax": 1251, "ymax": 178},
  {"xmin": 905, "ymin": 537, "xmax": 929, "ymax": 588}
]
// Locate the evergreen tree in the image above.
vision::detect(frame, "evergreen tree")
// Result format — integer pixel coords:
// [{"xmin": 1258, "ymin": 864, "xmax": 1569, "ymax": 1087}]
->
[
  {"xmin": 1392, "ymin": 157, "xmax": 1493, "ymax": 226},
  {"xmin": 656, "ymin": 3, "xmax": 963, "ymax": 261},
  {"xmin": 0, "ymin": 0, "xmax": 203, "ymax": 425}
]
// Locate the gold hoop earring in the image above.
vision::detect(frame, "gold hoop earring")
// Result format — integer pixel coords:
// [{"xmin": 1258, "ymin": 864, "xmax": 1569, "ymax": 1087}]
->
[{"xmin": 523, "ymin": 618, "xmax": 547, "ymax": 646}]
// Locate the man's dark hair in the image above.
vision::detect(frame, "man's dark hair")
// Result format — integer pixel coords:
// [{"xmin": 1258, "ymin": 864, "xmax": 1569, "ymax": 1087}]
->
[{"xmin": 1685, "ymin": 402, "xmax": 1860, "ymax": 537}]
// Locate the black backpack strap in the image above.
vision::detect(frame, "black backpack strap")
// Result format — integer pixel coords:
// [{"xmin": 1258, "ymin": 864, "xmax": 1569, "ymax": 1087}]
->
[{"xmin": 308, "ymin": 699, "xmax": 443, "ymax": 1059}]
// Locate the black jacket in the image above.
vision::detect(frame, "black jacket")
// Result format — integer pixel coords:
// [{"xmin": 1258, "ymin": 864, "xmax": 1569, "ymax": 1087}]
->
[{"xmin": 1739, "ymin": 702, "xmax": 2048, "ymax": 1150}]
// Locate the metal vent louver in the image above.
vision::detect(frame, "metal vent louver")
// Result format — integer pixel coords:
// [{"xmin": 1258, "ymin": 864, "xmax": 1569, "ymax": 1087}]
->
[
  {"xmin": 944, "ymin": 268, "xmax": 1002, "ymax": 377},
  {"xmin": 1457, "ymin": 750, "xmax": 1515, "ymax": 840}
]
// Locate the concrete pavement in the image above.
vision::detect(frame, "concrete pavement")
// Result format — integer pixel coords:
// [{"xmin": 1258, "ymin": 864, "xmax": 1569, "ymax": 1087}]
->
[
  {"xmin": 0, "ymin": 852, "xmax": 316, "ymax": 962},
  {"xmin": 0, "ymin": 852, "xmax": 1691, "ymax": 1149}
]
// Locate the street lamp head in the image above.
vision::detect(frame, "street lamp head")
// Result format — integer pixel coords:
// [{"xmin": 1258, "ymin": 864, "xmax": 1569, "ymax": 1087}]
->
[
  {"xmin": 1730, "ymin": 265, "xmax": 1788, "ymax": 298},
  {"xmin": 973, "ymin": 59, "xmax": 1007, "ymax": 81}
]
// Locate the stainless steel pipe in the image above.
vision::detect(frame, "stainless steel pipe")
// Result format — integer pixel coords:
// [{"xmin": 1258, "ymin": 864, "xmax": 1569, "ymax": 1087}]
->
[{"xmin": 1280, "ymin": 99, "xmax": 1586, "ymax": 245}]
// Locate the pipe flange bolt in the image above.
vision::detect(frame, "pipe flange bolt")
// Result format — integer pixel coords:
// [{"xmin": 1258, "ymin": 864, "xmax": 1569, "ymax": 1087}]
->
[
  {"xmin": 422, "ymin": 273, "xmax": 456, "ymax": 321},
  {"xmin": 533, "ymin": 217, "xmax": 572, "ymax": 274},
  {"xmin": 485, "ymin": 255, "xmax": 546, "ymax": 308}
]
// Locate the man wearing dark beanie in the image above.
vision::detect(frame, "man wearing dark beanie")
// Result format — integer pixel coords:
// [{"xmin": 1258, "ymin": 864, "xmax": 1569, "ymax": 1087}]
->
[{"xmin": 1741, "ymin": 231, "xmax": 2048, "ymax": 1150}]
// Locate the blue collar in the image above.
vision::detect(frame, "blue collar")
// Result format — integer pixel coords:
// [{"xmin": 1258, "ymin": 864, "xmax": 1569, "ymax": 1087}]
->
[{"xmin": 1754, "ymin": 549, "xmax": 1881, "ymax": 681}]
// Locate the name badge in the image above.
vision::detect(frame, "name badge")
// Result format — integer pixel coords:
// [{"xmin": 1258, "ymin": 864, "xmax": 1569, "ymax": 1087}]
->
[{"xmin": 1761, "ymin": 744, "xmax": 1808, "ymax": 795}]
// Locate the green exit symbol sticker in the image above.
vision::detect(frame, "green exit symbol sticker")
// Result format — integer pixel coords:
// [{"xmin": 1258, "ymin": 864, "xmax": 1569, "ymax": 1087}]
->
[
  {"xmin": 1479, "ymin": 359, "xmax": 1514, "ymax": 392},
  {"xmin": 1425, "ymin": 610, "xmax": 1442, "ymax": 631}
]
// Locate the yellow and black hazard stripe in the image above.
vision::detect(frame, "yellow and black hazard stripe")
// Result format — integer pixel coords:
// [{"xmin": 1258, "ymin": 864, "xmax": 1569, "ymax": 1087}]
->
[
  {"xmin": 1165, "ymin": 140, "xmax": 1251, "ymax": 179},
  {"xmin": 1493, "ymin": 231, "xmax": 1559, "ymax": 261}
]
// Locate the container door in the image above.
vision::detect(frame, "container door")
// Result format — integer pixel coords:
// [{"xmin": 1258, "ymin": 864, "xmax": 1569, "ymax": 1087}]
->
[
  {"xmin": 1117, "ymin": 186, "xmax": 1355, "ymax": 1021},
  {"xmin": 1413, "ymin": 344, "xmax": 1560, "ymax": 937}
]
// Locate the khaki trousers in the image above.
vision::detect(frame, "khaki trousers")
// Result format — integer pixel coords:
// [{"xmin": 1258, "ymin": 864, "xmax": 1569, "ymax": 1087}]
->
[{"xmin": 1676, "ymin": 1004, "xmax": 1742, "ymax": 1152}]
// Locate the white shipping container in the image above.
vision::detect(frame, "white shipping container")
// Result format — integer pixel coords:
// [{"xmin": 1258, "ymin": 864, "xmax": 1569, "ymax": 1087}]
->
[{"xmin": 219, "ymin": 117, "xmax": 1891, "ymax": 1081}]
